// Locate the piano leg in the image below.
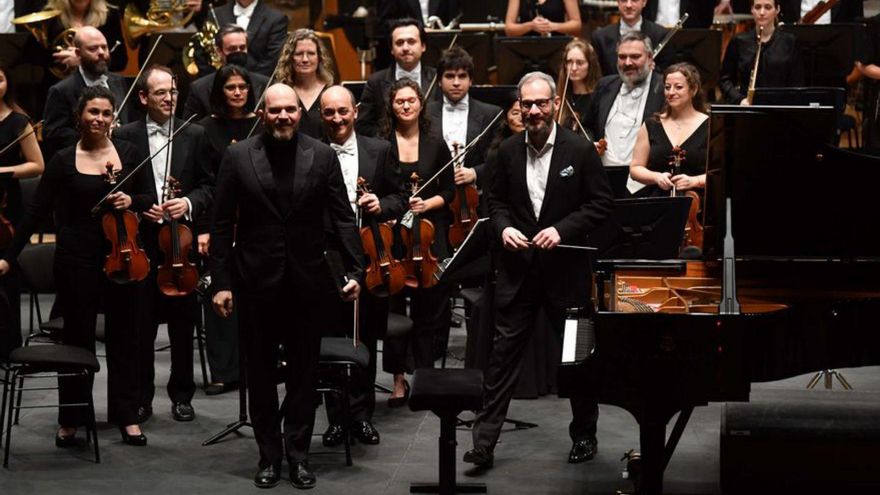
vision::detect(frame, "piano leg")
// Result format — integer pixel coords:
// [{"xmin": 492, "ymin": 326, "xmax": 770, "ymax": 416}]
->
[{"xmin": 635, "ymin": 406, "xmax": 696, "ymax": 495}]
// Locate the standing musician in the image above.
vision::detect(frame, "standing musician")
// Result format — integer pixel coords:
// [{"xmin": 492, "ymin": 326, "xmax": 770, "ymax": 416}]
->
[
  {"xmin": 380, "ymin": 78, "xmax": 454, "ymax": 406},
  {"xmin": 555, "ymin": 38, "xmax": 603, "ymax": 134},
  {"xmin": 503, "ymin": 0, "xmax": 582, "ymax": 37},
  {"xmin": 0, "ymin": 86, "xmax": 151, "ymax": 446},
  {"xmin": 318, "ymin": 84, "xmax": 408, "ymax": 448},
  {"xmin": 183, "ymin": 23, "xmax": 270, "ymax": 120},
  {"xmin": 592, "ymin": 0, "xmax": 670, "ymax": 77},
  {"xmin": 356, "ymin": 17, "xmax": 437, "ymax": 138},
  {"xmin": 210, "ymin": 83, "xmax": 364, "ymax": 490},
  {"xmin": 276, "ymin": 28, "xmax": 336, "ymax": 139},
  {"xmin": 857, "ymin": 15, "xmax": 880, "ymax": 150},
  {"xmin": 779, "ymin": 0, "xmax": 863, "ymax": 24},
  {"xmin": 718, "ymin": 0, "xmax": 804, "ymax": 106},
  {"xmin": 42, "ymin": 27, "xmax": 132, "ymax": 160},
  {"xmin": 115, "ymin": 65, "xmax": 214, "ymax": 424},
  {"xmin": 463, "ymin": 71, "xmax": 613, "ymax": 468},
  {"xmin": 43, "ymin": 0, "xmax": 127, "ymax": 75},
  {"xmin": 426, "ymin": 47, "xmax": 502, "ymax": 211},
  {"xmin": 644, "ymin": 0, "xmax": 718, "ymax": 28},
  {"xmin": 213, "ymin": 0, "xmax": 289, "ymax": 78}
]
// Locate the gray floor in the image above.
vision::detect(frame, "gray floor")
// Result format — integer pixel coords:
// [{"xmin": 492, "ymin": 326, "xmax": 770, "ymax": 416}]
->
[{"xmin": 2, "ymin": 304, "xmax": 879, "ymax": 495}]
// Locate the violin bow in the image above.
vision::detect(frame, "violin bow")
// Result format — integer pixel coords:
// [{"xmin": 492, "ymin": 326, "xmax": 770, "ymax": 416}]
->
[
  {"xmin": 0, "ymin": 120, "xmax": 43, "ymax": 157},
  {"xmin": 115, "ymin": 34, "xmax": 164, "ymax": 125}
]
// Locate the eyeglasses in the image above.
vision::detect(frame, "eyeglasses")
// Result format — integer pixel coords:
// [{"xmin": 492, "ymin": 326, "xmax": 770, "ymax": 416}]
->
[
  {"xmin": 519, "ymin": 98, "xmax": 552, "ymax": 111},
  {"xmin": 150, "ymin": 89, "xmax": 179, "ymax": 98}
]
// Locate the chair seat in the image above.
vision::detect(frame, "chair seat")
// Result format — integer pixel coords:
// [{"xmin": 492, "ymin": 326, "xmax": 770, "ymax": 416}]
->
[
  {"xmin": 409, "ymin": 368, "xmax": 483, "ymax": 413},
  {"xmin": 386, "ymin": 312, "xmax": 413, "ymax": 339},
  {"xmin": 8, "ymin": 345, "xmax": 100, "ymax": 372},
  {"xmin": 319, "ymin": 337, "xmax": 370, "ymax": 368}
]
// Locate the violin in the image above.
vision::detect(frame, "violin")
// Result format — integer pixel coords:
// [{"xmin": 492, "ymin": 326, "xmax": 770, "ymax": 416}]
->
[
  {"xmin": 356, "ymin": 177, "xmax": 406, "ymax": 297},
  {"xmin": 156, "ymin": 177, "xmax": 199, "ymax": 296},
  {"xmin": 102, "ymin": 163, "xmax": 150, "ymax": 283},
  {"xmin": 400, "ymin": 173, "xmax": 439, "ymax": 289},
  {"xmin": 447, "ymin": 143, "xmax": 479, "ymax": 249},
  {"xmin": 669, "ymin": 147, "xmax": 704, "ymax": 249}
]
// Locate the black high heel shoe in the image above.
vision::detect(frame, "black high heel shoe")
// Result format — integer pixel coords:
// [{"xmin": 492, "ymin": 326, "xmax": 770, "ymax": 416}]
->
[
  {"xmin": 120, "ymin": 426, "xmax": 147, "ymax": 446},
  {"xmin": 387, "ymin": 379, "xmax": 410, "ymax": 408}
]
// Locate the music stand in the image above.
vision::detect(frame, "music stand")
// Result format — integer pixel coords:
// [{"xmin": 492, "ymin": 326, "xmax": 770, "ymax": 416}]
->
[
  {"xmin": 590, "ymin": 197, "xmax": 693, "ymax": 260},
  {"xmin": 752, "ymin": 87, "xmax": 846, "ymax": 135},
  {"xmin": 436, "ymin": 219, "xmax": 490, "ymax": 284},
  {"xmin": 424, "ymin": 33, "xmax": 492, "ymax": 84},
  {"xmin": 461, "ymin": 0, "xmax": 507, "ymax": 22},
  {"xmin": 779, "ymin": 23, "xmax": 860, "ymax": 87},
  {"xmin": 494, "ymin": 36, "xmax": 572, "ymax": 84},
  {"xmin": 661, "ymin": 29, "xmax": 722, "ymax": 90},
  {"xmin": 469, "ymin": 85, "xmax": 517, "ymax": 109},
  {"xmin": 342, "ymin": 81, "xmax": 366, "ymax": 102},
  {"xmin": 604, "ymin": 166, "xmax": 632, "ymax": 199}
]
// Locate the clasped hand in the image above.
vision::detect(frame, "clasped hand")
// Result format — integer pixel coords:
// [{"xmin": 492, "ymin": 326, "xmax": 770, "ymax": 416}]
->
[
  {"xmin": 655, "ymin": 172, "xmax": 697, "ymax": 191},
  {"xmin": 144, "ymin": 198, "xmax": 188, "ymax": 222},
  {"xmin": 502, "ymin": 226, "xmax": 560, "ymax": 251}
]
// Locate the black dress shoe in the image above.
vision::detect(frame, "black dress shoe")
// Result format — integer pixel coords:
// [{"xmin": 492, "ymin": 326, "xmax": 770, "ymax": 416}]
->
[
  {"xmin": 463, "ymin": 446, "xmax": 494, "ymax": 467},
  {"xmin": 137, "ymin": 405, "xmax": 153, "ymax": 423},
  {"xmin": 352, "ymin": 420, "xmax": 380, "ymax": 445},
  {"xmin": 205, "ymin": 382, "xmax": 238, "ymax": 396},
  {"xmin": 290, "ymin": 461, "xmax": 316, "ymax": 489},
  {"xmin": 171, "ymin": 402, "xmax": 196, "ymax": 422},
  {"xmin": 322, "ymin": 424, "xmax": 345, "ymax": 447},
  {"xmin": 253, "ymin": 465, "xmax": 281, "ymax": 489},
  {"xmin": 387, "ymin": 380, "xmax": 410, "ymax": 408},
  {"xmin": 119, "ymin": 427, "xmax": 147, "ymax": 447},
  {"xmin": 568, "ymin": 437, "xmax": 598, "ymax": 463}
]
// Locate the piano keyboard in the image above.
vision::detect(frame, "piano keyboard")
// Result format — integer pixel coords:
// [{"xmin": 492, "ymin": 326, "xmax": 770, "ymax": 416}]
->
[{"xmin": 561, "ymin": 316, "xmax": 595, "ymax": 364}]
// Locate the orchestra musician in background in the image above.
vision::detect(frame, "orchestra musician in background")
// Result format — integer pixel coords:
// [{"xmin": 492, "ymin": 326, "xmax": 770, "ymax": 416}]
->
[
  {"xmin": 779, "ymin": 0, "xmax": 864, "ymax": 24},
  {"xmin": 212, "ymin": 0, "xmax": 289, "ymax": 78},
  {"xmin": 503, "ymin": 0, "xmax": 582, "ymax": 37},
  {"xmin": 592, "ymin": 0, "xmax": 669, "ymax": 77},
  {"xmin": 275, "ymin": 28, "xmax": 336, "ymax": 139},
  {"xmin": 44, "ymin": 0, "xmax": 128, "ymax": 74},
  {"xmin": 555, "ymin": 38, "xmax": 602, "ymax": 134}
]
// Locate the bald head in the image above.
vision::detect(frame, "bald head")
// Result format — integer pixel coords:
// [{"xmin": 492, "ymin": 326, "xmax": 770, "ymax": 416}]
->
[
  {"xmin": 262, "ymin": 83, "xmax": 301, "ymax": 141},
  {"xmin": 74, "ymin": 26, "xmax": 109, "ymax": 77},
  {"xmin": 320, "ymin": 85, "xmax": 358, "ymax": 144}
]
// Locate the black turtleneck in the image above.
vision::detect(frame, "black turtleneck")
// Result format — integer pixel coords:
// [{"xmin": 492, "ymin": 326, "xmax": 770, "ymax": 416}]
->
[{"xmin": 265, "ymin": 133, "xmax": 298, "ymax": 214}]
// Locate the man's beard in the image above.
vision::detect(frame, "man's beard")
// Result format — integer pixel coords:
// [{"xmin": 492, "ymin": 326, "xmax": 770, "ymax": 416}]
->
[
  {"xmin": 619, "ymin": 64, "xmax": 650, "ymax": 88},
  {"xmin": 525, "ymin": 111, "xmax": 553, "ymax": 141},
  {"xmin": 81, "ymin": 59, "xmax": 108, "ymax": 78},
  {"xmin": 269, "ymin": 122, "xmax": 298, "ymax": 141}
]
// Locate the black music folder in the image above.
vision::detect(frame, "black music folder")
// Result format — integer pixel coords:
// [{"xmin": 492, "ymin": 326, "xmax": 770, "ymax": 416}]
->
[{"xmin": 435, "ymin": 218, "xmax": 490, "ymax": 284}]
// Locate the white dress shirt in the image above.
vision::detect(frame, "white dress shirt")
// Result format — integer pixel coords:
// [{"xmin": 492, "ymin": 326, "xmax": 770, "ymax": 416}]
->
[
  {"xmin": 801, "ymin": 0, "xmax": 831, "ymax": 24},
  {"xmin": 0, "ymin": 1, "xmax": 15, "ymax": 34},
  {"xmin": 146, "ymin": 116, "xmax": 192, "ymax": 219},
  {"xmin": 419, "ymin": 0, "xmax": 431, "ymax": 24},
  {"xmin": 525, "ymin": 123, "xmax": 557, "ymax": 220},
  {"xmin": 233, "ymin": 0, "xmax": 259, "ymax": 30},
  {"xmin": 656, "ymin": 0, "xmax": 681, "ymax": 27},
  {"xmin": 395, "ymin": 62, "xmax": 422, "ymax": 87},
  {"xmin": 603, "ymin": 72, "xmax": 652, "ymax": 169},
  {"xmin": 441, "ymin": 94, "xmax": 469, "ymax": 153},
  {"xmin": 620, "ymin": 17, "xmax": 643, "ymax": 36},
  {"xmin": 330, "ymin": 132, "xmax": 360, "ymax": 214}
]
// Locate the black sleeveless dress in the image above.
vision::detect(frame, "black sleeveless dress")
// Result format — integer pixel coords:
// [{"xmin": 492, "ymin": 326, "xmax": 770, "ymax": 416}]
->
[{"xmin": 638, "ymin": 117, "xmax": 708, "ymax": 197}]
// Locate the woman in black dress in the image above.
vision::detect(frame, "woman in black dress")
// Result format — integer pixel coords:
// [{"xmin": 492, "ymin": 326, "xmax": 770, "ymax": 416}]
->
[
  {"xmin": 555, "ymin": 38, "xmax": 602, "ymax": 135},
  {"xmin": 381, "ymin": 78, "xmax": 454, "ymax": 406},
  {"xmin": 630, "ymin": 63, "xmax": 709, "ymax": 196},
  {"xmin": 276, "ymin": 29, "xmax": 335, "ymax": 139},
  {"xmin": 504, "ymin": 0, "xmax": 582, "ymax": 37},
  {"xmin": 0, "ymin": 86, "xmax": 151, "ymax": 446},
  {"xmin": 718, "ymin": 0, "xmax": 804, "ymax": 105}
]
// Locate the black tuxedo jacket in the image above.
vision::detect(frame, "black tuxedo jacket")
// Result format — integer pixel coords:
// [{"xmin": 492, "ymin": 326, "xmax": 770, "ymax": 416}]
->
[
  {"xmin": 644, "ymin": 0, "xmax": 715, "ymax": 29},
  {"xmin": 489, "ymin": 126, "xmax": 613, "ymax": 308},
  {"xmin": 780, "ymin": 0, "xmax": 864, "ymax": 24},
  {"xmin": 183, "ymin": 70, "xmax": 270, "ymax": 120},
  {"xmin": 583, "ymin": 72, "xmax": 665, "ymax": 141},
  {"xmin": 215, "ymin": 1, "xmax": 289, "ymax": 77},
  {"xmin": 353, "ymin": 134, "xmax": 408, "ymax": 223},
  {"xmin": 426, "ymin": 96, "xmax": 502, "ymax": 189},
  {"xmin": 210, "ymin": 132, "xmax": 365, "ymax": 297},
  {"xmin": 354, "ymin": 65, "xmax": 437, "ymax": 137},
  {"xmin": 42, "ymin": 71, "xmax": 131, "ymax": 160},
  {"xmin": 115, "ymin": 118, "xmax": 215, "ymax": 238},
  {"xmin": 592, "ymin": 19, "xmax": 670, "ymax": 77}
]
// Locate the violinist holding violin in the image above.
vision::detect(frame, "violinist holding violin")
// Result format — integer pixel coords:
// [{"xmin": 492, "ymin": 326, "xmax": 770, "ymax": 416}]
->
[
  {"xmin": 318, "ymin": 85, "xmax": 408, "ymax": 448},
  {"xmin": 114, "ymin": 65, "xmax": 214, "ymax": 424},
  {"xmin": 0, "ymin": 86, "xmax": 151, "ymax": 447}
]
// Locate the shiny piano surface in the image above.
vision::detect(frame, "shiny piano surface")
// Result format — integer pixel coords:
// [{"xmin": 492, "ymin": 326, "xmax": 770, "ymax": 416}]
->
[{"xmin": 560, "ymin": 107, "xmax": 880, "ymax": 495}]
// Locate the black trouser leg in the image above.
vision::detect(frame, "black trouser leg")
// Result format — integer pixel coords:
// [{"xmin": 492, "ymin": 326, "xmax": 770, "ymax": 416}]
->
[
  {"xmin": 409, "ymin": 283, "xmax": 451, "ymax": 369},
  {"xmin": 202, "ymin": 296, "xmax": 239, "ymax": 384},
  {"xmin": 165, "ymin": 295, "xmax": 196, "ymax": 404},
  {"xmin": 105, "ymin": 279, "xmax": 144, "ymax": 427}
]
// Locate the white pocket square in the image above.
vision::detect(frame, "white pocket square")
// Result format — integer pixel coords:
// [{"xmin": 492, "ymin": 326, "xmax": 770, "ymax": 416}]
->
[{"xmin": 559, "ymin": 165, "xmax": 574, "ymax": 178}]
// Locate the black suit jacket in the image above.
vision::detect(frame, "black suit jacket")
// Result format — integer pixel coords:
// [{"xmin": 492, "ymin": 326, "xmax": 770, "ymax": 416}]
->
[
  {"xmin": 42, "ymin": 71, "xmax": 131, "ymax": 161},
  {"xmin": 183, "ymin": 70, "xmax": 270, "ymax": 120},
  {"xmin": 354, "ymin": 65, "xmax": 438, "ymax": 137},
  {"xmin": 210, "ymin": 132, "xmax": 365, "ymax": 297},
  {"xmin": 425, "ymin": 96, "xmax": 502, "ymax": 189},
  {"xmin": 780, "ymin": 0, "xmax": 864, "ymax": 24},
  {"xmin": 644, "ymin": 0, "xmax": 715, "ymax": 29},
  {"xmin": 215, "ymin": 0, "xmax": 288, "ymax": 77},
  {"xmin": 489, "ymin": 126, "xmax": 613, "ymax": 308},
  {"xmin": 584, "ymin": 72, "xmax": 665, "ymax": 141},
  {"xmin": 592, "ymin": 19, "xmax": 670, "ymax": 77},
  {"xmin": 353, "ymin": 134, "xmax": 408, "ymax": 223}
]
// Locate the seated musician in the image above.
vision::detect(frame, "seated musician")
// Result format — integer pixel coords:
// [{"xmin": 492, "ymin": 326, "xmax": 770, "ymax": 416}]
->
[
  {"xmin": 275, "ymin": 28, "xmax": 336, "ymax": 139},
  {"xmin": 592, "ymin": 0, "xmax": 669, "ymax": 77},
  {"xmin": 629, "ymin": 62, "xmax": 708, "ymax": 197},
  {"xmin": 779, "ymin": 0, "xmax": 864, "ymax": 24},
  {"xmin": 503, "ymin": 0, "xmax": 582, "ymax": 37},
  {"xmin": 183, "ymin": 24, "xmax": 270, "ymax": 120},
  {"xmin": 373, "ymin": 0, "xmax": 461, "ymax": 70},
  {"xmin": 718, "ymin": 0, "xmax": 804, "ymax": 106},
  {"xmin": 5, "ymin": 0, "xmax": 44, "ymax": 32},
  {"xmin": 644, "ymin": 0, "xmax": 719, "ymax": 28},
  {"xmin": 555, "ymin": 38, "xmax": 602, "ymax": 134},
  {"xmin": 213, "ymin": 0, "xmax": 289, "ymax": 77}
]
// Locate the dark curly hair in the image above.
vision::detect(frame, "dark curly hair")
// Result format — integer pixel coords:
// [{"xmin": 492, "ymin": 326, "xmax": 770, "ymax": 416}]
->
[
  {"xmin": 75, "ymin": 85, "xmax": 116, "ymax": 118},
  {"xmin": 380, "ymin": 78, "xmax": 431, "ymax": 139},
  {"xmin": 209, "ymin": 64, "xmax": 256, "ymax": 117}
]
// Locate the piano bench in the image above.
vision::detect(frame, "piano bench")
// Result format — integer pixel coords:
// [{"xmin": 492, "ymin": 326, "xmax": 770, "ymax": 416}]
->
[{"xmin": 408, "ymin": 368, "xmax": 486, "ymax": 495}]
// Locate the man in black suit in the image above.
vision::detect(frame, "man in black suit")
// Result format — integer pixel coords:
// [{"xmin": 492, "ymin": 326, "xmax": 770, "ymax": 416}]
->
[
  {"xmin": 183, "ymin": 24, "xmax": 270, "ymax": 119},
  {"xmin": 355, "ymin": 18, "xmax": 437, "ymax": 137},
  {"xmin": 644, "ymin": 0, "xmax": 718, "ymax": 28},
  {"xmin": 211, "ymin": 83, "xmax": 364, "ymax": 490},
  {"xmin": 43, "ymin": 27, "xmax": 131, "ymax": 160},
  {"xmin": 115, "ymin": 65, "xmax": 214, "ymax": 424},
  {"xmin": 214, "ymin": 0, "xmax": 288, "ymax": 77},
  {"xmin": 374, "ymin": 0, "xmax": 462, "ymax": 69},
  {"xmin": 318, "ymin": 85, "xmax": 408, "ymax": 449},
  {"xmin": 779, "ymin": 0, "xmax": 863, "ymax": 24},
  {"xmin": 592, "ymin": 0, "xmax": 669, "ymax": 77},
  {"xmin": 463, "ymin": 71, "xmax": 613, "ymax": 468}
]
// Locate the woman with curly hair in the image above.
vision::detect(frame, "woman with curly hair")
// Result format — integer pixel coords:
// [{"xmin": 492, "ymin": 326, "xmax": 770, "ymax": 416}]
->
[{"xmin": 274, "ymin": 28, "xmax": 336, "ymax": 139}]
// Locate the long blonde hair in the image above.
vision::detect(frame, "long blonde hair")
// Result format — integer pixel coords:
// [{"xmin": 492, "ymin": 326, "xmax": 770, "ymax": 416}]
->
[
  {"xmin": 275, "ymin": 29, "xmax": 336, "ymax": 87},
  {"xmin": 46, "ymin": 0, "xmax": 109, "ymax": 28}
]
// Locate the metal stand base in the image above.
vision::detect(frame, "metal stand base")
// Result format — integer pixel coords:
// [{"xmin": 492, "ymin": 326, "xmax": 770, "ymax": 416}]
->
[{"xmin": 806, "ymin": 369, "xmax": 853, "ymax": 390}]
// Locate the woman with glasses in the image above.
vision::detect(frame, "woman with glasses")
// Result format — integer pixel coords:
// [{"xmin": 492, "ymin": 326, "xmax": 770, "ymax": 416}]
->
[
  {"xmin": 555, "ymin": 38, "xmax": 602, "ymax": 134},
  {"xmin": 275, "ymin": 29, "xmax": 335, "ymax": 139}
]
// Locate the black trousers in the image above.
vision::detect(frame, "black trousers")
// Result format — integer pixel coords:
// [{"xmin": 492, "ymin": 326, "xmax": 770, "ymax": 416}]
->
[
  {"xmin": 238, "ymin": 285, "xmax": 322, "ymax": 468},
  {"xmin": 202, "ymin": 295, "xmax": 239, "ymax": 384},
  {"xmin": 472, "ymin": 267, "xmax": 598, "ymax": 451},
  {"xmin": 139, "ymin": 274, "xmax": 197, "ymax": 406},
  {"xmin": 383, "ymin": 283, "xmax": 451, "ymax": 373},
  {"xmin": 54, "ymin": 258, "xmax": 142, "ymax": 427}
]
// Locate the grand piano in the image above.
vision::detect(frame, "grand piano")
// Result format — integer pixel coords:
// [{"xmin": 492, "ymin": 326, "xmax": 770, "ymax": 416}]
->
[{"xmin": 558, "ymin": 105, "xmax": 880, "ymax": 495}]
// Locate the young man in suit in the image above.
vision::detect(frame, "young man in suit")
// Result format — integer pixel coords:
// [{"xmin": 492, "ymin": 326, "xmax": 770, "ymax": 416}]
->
[
  {"xmin": 463, "ymin": 71, "xmax": 613, "ymax": 468},
  {"xmin": 355, "ymin": 17, "xmax": 437, "ymax": 137},
  {"xmin": 182, "ymin": 24, "xmax": 270, "ymax": 119},
  {"xmin": 214, "ymin": 0, "xmax": 288, "ymax": 77},
  {"xmin": 592, "ymin": 0, "xmax": 669, "ymax": 77},
  {"xmin": 318, "ymin": 84, "xmax": 408, "ymax": 449},
  {"xmin": 211, "ymin": 84, "xmax": 364, "ymax": 490},
  {"xmin": 42, "ymin": 27, "xmax": 131, "ymax": 160},
  {"xmin": 114, "ymin": 65, "xmax": 214, "ymax": 425},
  {"xmin": 373, "ymin": 0, "xmax": 462, "ymax": 69}
]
